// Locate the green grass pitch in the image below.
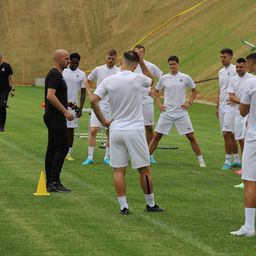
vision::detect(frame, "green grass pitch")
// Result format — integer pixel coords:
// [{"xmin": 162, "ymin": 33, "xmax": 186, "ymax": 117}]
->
[{"xmin": 0, "ymin": 86, "xmax": 255, "ymax": 256}]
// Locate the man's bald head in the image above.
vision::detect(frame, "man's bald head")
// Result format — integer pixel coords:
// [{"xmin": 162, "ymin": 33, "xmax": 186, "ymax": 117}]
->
[{"xmin": 53, "ymin": 49, "xmax": 70, "ymax": 71}]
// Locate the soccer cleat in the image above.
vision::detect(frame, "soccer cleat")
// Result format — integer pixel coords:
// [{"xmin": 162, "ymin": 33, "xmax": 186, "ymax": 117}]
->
[
  {"xmin": 150, "ymin": 155, "xmax": 157, "ymax": 164},
  {"xmin": 65, "ymin": 153, "xmax": 74, "ymax": 161},
  {"xmin": 231, "ymin": 162, "xmax": 241, "ymax": 168},
  {"xmin": 230, "ymin": 225, "xmax": 255, "ymax": 237},
  {"xmin": 235, "ymin": 169, "xmax": 242, "ymax": 175},
  {"xmin": 199, "ymin": 160, "xmax": 206, "ymax": 168},
  {"xmin": 145, "ymin": 204, "xmax": 165, "ymax": 212},
  {"xmin": 221, "ymin": 163, "xmax": 232, "ymax": 170},
  {"xmin": 120, "ymin": 207, "xmax": 129, "ymax": 215},
  {"xmin": 82, "ymin": 158, "xmax": 94, "ymax": 165},
  {"xmin": 234, "ymin": 183, "xmax": 244, "ymax": 189},
  {"xmin": 103, "ymin": 157, "xmax": 110, "ymax": 165}
]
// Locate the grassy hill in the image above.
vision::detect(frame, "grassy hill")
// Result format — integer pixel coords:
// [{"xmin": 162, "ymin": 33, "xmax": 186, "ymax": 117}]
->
[{"xmin": 1, "ymin": 0, "xmax": 256, "ymax": 101}]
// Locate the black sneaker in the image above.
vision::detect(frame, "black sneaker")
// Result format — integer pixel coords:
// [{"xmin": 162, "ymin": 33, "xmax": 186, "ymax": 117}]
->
[
  {"xmin": 47, "ymin": 182, "xmax": 62, "ymax": 192},
  {"xmin": 145, "ymin": 204, "xmax": 165, "ymax": 212},
  {"xmin": 58, "ymin": 182, "xmax": 71, "ymax": 192},
  {"xmin": 120, "ymin": 207, "xmax": 129, "ymax": 215},
  {"xmin": 47, "ymin": 182, "xmax": 71, "ymax": 193}
]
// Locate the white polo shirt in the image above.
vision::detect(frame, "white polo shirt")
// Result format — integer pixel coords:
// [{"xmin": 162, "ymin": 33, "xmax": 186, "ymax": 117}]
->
[
  {"xmin": 241, "ymin": 77, "xmax": 256, "ymax": 142},
  {"xmin": 134, "ymin": 59, "xmax": 163, "ymax": 105},
  {"xmin": 88, "ymin": 64, "xmax": 119, "ymax": 109},
  {"xmin": 94, "ymin": 70, "xmax": 152, "ymax": 131},
  {"xmin": 228, "ymin": 72, "xmax": 254, "ymax": 111},
  {"xmin": 218, "ymin": 64, "xmax": 236, "ymax": 110},
  {"xmin": 156, "ymin": 71, "xmax": 196, "ymax": 118},
  {"xmin": 63, "ymin": 67, "xmax": 86, "ymax": 104}
]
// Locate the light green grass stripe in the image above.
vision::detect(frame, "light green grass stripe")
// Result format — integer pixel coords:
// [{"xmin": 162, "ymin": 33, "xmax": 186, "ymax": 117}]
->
[
  {"xmin": 1, "ymin": 205, "xmax": 62, "ymax": 256},
  {"xmin": 143, "ymin": 216, "xmax": 219, "ymax": 256},
  {"xmin": 1, "ymin": 135, "xmax": 218, "ymax": 255},
  {"xmin": 0, "ymin": 137, "xmax": 44, "ymax": 165},
  {"xmin": 67, "ymin": 173, "xmax": 219, "ymax": 256}
]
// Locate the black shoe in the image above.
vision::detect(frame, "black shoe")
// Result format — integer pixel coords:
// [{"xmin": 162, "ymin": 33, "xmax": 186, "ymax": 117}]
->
[
  {"xmin": 145, "ymin": 204, "xmax": 165, "ymax": 212},
  {"xmin": 47, "ymin": 182, "xmax": 62, "ymax": 192},
  {"xmin": 58, "ymin": 182, "xmax": 71, "ymax": 192},
  {"xmin": 120, "ymin": 207, "xmax": 129, "ymax": 215},
  {"xmin": 47, "ymin": 182, "xmax": 71, "ymax": 193},
  {"xmin": 0, "ymin": 127, "xmax": 5, "ymax": 132}
]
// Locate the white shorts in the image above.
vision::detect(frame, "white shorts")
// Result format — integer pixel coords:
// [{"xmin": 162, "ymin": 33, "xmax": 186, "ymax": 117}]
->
[
  {"xmin": 242, "ymin": 140, "xmax": 256, "ymax": 181},
  {"xmin": 90, "ymin": 108, "xmax": 111, "ymax": 128},
  {"xmin": 235, "ymin": 112, "xmax": 247, "ymax": 140},
  {"xmin": 155, "ymin": 114, "xmax": 194, "ymax": 135},
  {"xmin": 66, "ymin": 109, "xmax": 78, "ymax": 128},
  {"xmin": 142, "ymin": 103, "xmax": 154, "ymax": 126},
  {"xmin": 219, "ymin": 108, "xmax": 235, "ymax": 133},
  {"xmin": 110, "ymin": 130, "xmax": 150, "ymax": 169}
]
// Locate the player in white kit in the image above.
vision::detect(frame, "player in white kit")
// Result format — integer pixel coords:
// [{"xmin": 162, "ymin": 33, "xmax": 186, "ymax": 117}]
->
[
  {"xmin": 216, "ymin": 48, "xmax": 240, "ymax": 170},
  {"xmin": 149, "ymin": 56, "xmax": 206, "ymax": 167},
  {"xmin": 134, "ymin": 45, "xmax": 163, "ymax": 164},
  {"xmin": 227, "ymin": 58, "xmax": 254, "ymax": 178},
  {"xmin": 90, "ymin": 51, "xmax": 164, "ymax": 214},
  {"xmin": 230, "ymin": 53, "xmax": 256, "ymax": 237},
  {"xmin": 83, "ymin": 49, "xmax": 119, "ymax": 165},
  {"xmin": 62, "ymin": 53, "xmax": 86, "ymax": 161}
]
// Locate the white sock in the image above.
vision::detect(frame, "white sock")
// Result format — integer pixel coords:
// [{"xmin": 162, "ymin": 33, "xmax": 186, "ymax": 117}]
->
[
  {"xmin": 245, "ymin": 208, "xmax": 255, "ymax": 231},
  {"xmin": 88, "ymin": 147, "xmax": 94, "ymax": 160},
  {"xmin": 118, "ymin": 196, "xmax": 128, "ymax": 210},
  {"xmin": 197, "ymin": 155, "xmax": 204, "ymax": 162},
  {"xmin": 233, "ymin": 153, "xmax": 241, "ymax": 163},
  {"xmin": 145, "ymin": 193, "xmax": 155, "ymax": 207},
  {"xmin": 68, "ymin": 147, "xmax": 72, "ymax": 154},
  {"xmin": 225, "ymin": 154, "xmax": 231, "ymax": 164},
  {"xmin": 104, "ymin": 147, "xmax": 110, "ymax": 158}
]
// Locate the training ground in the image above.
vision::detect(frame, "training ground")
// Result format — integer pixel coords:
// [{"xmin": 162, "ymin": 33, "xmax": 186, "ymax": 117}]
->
[{"xmin": 0, "ymin": 86, "xmax": 255, "ymax": 256}]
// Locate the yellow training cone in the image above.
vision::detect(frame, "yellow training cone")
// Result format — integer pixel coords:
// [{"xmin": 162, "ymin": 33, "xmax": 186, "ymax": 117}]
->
[{"xmin": 33, "ymin": 171, "xmax": 50, "ymax": 196}]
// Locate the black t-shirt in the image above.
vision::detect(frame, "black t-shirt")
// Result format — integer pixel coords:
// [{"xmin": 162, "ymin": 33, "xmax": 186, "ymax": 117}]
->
[
  {"xmin": 0, "ymin": 62, "xmax": 13, "ymax": 93},
  {"xmin": 44, "ymin": 68, "xmax": 68, "ymax": 128}
]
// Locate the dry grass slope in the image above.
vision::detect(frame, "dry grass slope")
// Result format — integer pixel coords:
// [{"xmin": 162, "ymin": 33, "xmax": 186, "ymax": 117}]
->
[{"xmin": 1, "ymin": 0, "xmax": 256, "ymax": 101}]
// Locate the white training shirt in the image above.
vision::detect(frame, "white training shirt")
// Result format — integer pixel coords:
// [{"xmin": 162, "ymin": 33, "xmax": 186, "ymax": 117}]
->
[
  {"xmin": 228, "ymin": 72, "xmax": 254, "ymax": 111},
  {"xmin": 88, "ymin": 64, "xmax": 119, "ymax": 109},
  {"xmin": 94, "ymin": 70, "xmax": 152, "ymax": 131},
  {"xmin": 218, "ymin": 64, "xmax": 236, "ymax": 109},
  {"xmin": 156, "ymin": 71, "xmax": 196, "ymax": 118},
  {"xmin": 241, "ymin": 77, "xmax": 256, "ymax": 142},
  {"xmin": 63, "ymin": 67, "xmax": 86, "ymax": 104},
  {"xmin": 134, "ymin": 59, "xmax": 163, "ymax": 105}
]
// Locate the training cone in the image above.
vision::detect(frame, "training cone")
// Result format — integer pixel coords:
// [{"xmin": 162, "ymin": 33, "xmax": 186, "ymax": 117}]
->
[
  {"xmin": 33, "ymin": 171, "xmax": 50, "ymax": 196},
  {"xmin": 41, "ymin": 100, "xmax": 45, "ymax": 109}
]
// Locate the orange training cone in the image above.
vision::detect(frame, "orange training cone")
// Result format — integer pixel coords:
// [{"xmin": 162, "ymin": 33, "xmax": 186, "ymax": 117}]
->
[
  {"xmin": 41, "ymin": 100, "xmax": 45, "ymax": 109},
  {"xmin": 33, "ymin": 171, "xmax": 50, "ymax": 196}
]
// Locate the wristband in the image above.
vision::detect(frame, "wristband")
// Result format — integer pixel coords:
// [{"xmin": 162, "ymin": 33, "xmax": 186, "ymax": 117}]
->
[
  {"xmin": 11, "ymin": 88, "xmax": 15, "ymax": 91},
  {"xmin": 186, "ymin": 101, "xmax": 192, "ymax": 106}
]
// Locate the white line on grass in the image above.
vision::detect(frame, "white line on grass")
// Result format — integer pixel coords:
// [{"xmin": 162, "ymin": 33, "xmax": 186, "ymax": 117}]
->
[
  {"xmin": 1, "ymin": 136, "xmax": 220, "ymax": 255},
  {"xmin": 1, "ymin": 205, "xmax": 62, "ymax": 256}
]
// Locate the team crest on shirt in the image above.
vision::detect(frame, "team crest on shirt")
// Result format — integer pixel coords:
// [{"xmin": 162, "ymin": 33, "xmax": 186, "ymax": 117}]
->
[
  {"xmin": 227, "ymin": 72, "xmax": 230, "ymax": 76},
  {"xmin": 1, "ymin": 68, "xmax": 5, "ymax": 72},
  {"xmin": 179, "ymin": 79, "xmax": 183, "ymax": 82},
  {"xmin": 76, "ymin": 75, "xmax": 79, "ymax": 78}
]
